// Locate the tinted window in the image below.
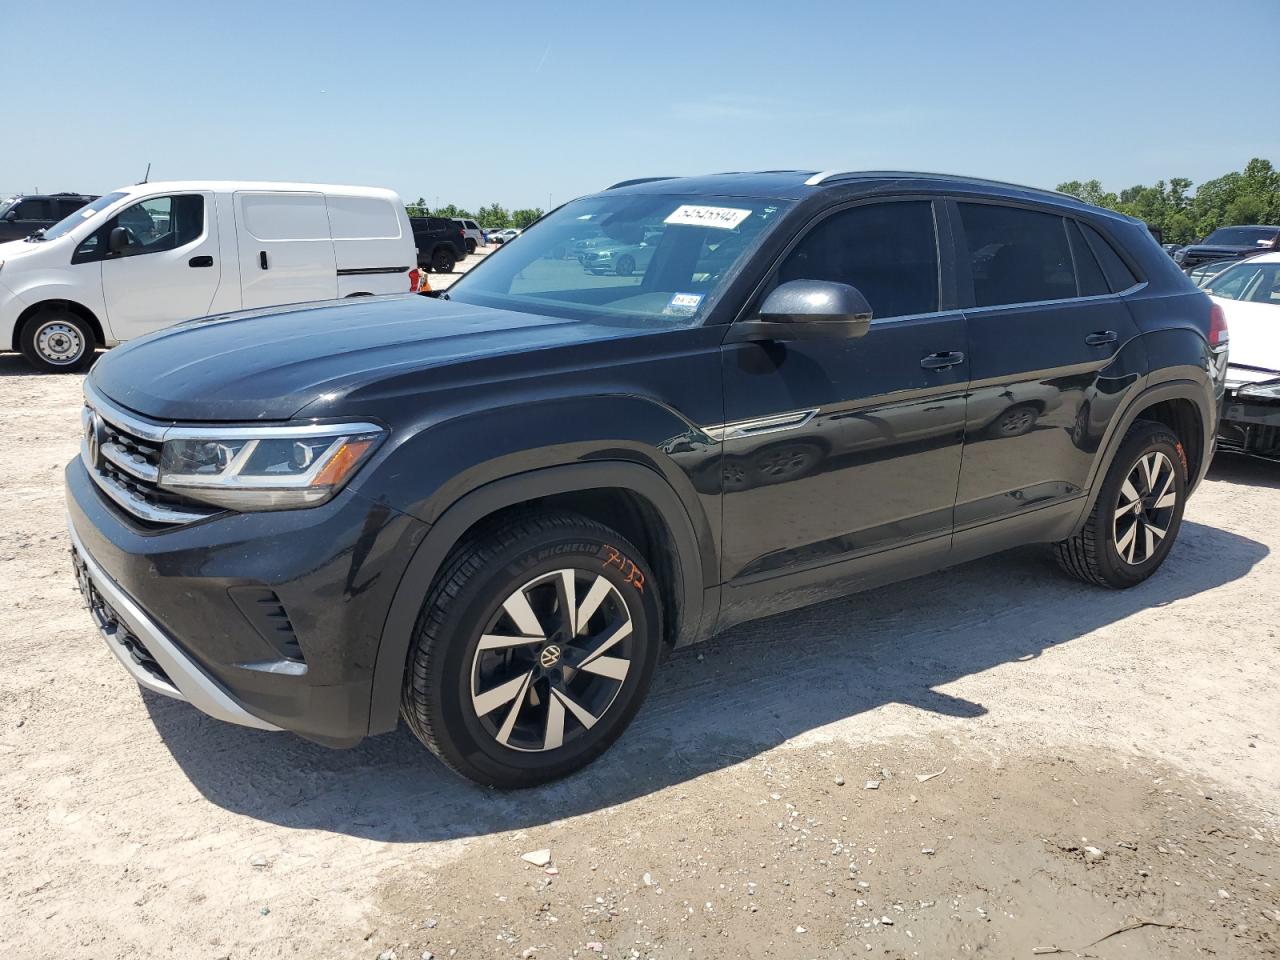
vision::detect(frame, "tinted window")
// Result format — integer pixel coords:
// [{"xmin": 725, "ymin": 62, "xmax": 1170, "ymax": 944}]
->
[
  {"xmin": 775, "ymin": 201, "xmax": 939, "ymax": 319},
  {"xmin": 44, "ymin": 191, "xmax": 128, "ymax": 241},
  {"xmin": 959, "ymin": 203, "xmax": 1074, "ymax": 307},
  {"xmin": 55, "ymin": 198, "xmax": 88, "ymax": 219},
  {"xmin": 1079, "ymin": 222, "xmax": 1139, "ymax": 291},
  {"xmin": 15, "ymin": 199, "xmax": 51, "ymax": 220},
  {"xmin": 1203, "ymin": 226, "xmax": 1280, "ymax": 247},
  {"xmin": 1067, "ymin": 220, "xmax": 1108, "ymax": 296}
]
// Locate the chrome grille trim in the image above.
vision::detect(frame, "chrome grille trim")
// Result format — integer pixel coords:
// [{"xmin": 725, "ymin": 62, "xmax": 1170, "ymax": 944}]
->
[
  {"xmin": 100, "ymin": 440, "xmax": 159, "ymax": 483},
  {"xmin": 83, "ymin": 454, "xmax": 219, "ymax": 525}
]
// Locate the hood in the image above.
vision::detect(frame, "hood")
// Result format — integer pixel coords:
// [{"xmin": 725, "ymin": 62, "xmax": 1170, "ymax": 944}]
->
[
  {"xmin": 0, "ymin": 235, "xmax": 58, "ymax": 261},
  {"xmin": 88, "ymin": 294, "xmax": 654, "ymax": 421},
  {"xmin": 1214, "ymin": 296, "xmax": 1280, "ymax": 382},
  {"xmin": 1181, "ymin": 243, "xmax": 1263, "ymax": 258}
]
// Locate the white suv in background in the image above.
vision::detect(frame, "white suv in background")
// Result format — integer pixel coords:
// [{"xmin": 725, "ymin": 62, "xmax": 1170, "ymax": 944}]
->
[
  {"xmin": 453, "ymin": 218, "xmax": 485, "ymax": 253},
  {"xmin": 0, "ymin": 180, "xmax": 418, "ymax": 372}
]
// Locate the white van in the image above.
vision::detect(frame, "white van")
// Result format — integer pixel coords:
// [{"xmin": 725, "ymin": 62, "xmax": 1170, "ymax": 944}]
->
[{"xmin": 0, "ymin": 181, "xmax": 419, "ymax": 372}]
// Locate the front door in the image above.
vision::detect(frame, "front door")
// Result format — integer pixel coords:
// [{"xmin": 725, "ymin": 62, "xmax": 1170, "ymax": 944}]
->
[
  {"xmin": 718, "ymin": 199, "xmax": 968, "ymax": 609},
  {"xmin": 99, "ymin": 193, "xmax": 221, "ymax": 341},
  {"xmin": 234, "ymin": 191, "xmax": 338, "ymax": 308},
  {"xmin": 949, "ymin": 201, "xmax": 1145, "ymax": 533}
]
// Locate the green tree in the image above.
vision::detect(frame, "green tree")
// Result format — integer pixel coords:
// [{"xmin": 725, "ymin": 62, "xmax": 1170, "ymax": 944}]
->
[
  {"xmin": 510, "ymin": 207, "xmax": 545, "ymax": 229},
  {"xmin": 475, "ymin": 203, "xmax": 511, "ymax": 229},
  {"xmin": 430, "ymin": 203, "xmax": 476, "ymax": 220},
  {"xmin": 405, "ymin": 196, "xmax": 430, "ymax": 218}
]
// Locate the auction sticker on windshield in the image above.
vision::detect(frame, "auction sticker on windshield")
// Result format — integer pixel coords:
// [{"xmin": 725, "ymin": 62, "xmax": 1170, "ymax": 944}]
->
[{"xmin": 664, "ymin": 205, "xmax": 752, "ymax": 230}]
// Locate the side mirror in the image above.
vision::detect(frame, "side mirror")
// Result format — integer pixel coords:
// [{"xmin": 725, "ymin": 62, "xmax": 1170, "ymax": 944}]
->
[
  {"xmin": 2, "ymin": 209, "xmax": 17, "ymax": 222},
  {"xmin": 727, "ymin": 279, "xmax": 874, "ymax": 343},
  {"xmin": 108, "ymin": 226, "xmax": 131, "ymax": 254}
]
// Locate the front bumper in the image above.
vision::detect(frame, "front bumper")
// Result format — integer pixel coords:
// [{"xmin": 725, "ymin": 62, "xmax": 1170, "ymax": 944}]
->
[
  {"xmin": 65, "ymin": 457, "xmax": 428, "ymax": 745},
  {"xmin": 1217, "ymin": 379, "xmax": 1280, "ymax": 458}
]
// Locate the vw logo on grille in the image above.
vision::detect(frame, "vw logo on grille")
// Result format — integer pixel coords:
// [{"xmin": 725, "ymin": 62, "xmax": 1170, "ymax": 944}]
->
[
  {"xmin": 539, "ymin": 644, "xmax": 562, "ymax": 669},
  {"xmin": 85, "ymin": 411, "xmax": 102, "ymax": 468}
]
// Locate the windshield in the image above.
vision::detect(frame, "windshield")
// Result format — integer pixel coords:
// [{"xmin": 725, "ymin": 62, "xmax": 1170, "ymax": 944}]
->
[
  {"xmin": 41, "ymin": 192, "xmax": 128, "ymax": 241},
  {"xmin": 1203, "ymin": 226, "xmax": 1279, "ymax": 247},
  {"xmin": 1204, "ymin": 261, "xmax": 1280, "ymax": 305},
  {"xmin": 446, "ymin": 194, "xmax": 789, "ymax": 327},
  {"xmin": 0, "ymin": 197, "xmax": 17, "ymax": 217}
]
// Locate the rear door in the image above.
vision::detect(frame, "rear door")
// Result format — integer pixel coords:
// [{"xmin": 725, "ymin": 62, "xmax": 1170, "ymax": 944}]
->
[
  {"xmin": 326, "ymin": 193, "xmax": 415, "ymax": 295},
  {"xmin": 950, "ymin": 200, "xmax": 1144, "ymax": 535},
  {"xmin": 98, "ymin": 192, "xmax": 222, "ymax": 340},
  {"xmin": 234, "ymin": 191, "xmax": 338, "ymax": 308}
]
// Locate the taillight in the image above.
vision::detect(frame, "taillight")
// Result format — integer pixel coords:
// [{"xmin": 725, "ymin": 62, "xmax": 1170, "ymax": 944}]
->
[
  {"xmin": 408, "ymin": 268, "xmax": 421, "ymax": 292},
  {"xmin": 1208, "ymin": 302, "xmax": 1228, "ymax": 347}
]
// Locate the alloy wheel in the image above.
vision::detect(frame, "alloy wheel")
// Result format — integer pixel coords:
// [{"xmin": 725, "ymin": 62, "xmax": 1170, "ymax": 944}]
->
[
  {"xmin": 1113, "ymin": 450, "xmax": 1178, "ymax": 565},
  {"xmin": 470, "ymin": 568, "xmax": 634, "ymax": 752},
  {"xmin": 34, "ymin": 321, "xmax": 85, "ymax": 365}
]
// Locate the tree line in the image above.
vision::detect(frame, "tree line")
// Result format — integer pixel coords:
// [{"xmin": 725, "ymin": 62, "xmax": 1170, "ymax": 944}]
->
[
  {"xmin": 405, "ymin": 199, "xmax": 545, "ymax": 230},
  {"xmin": 1056, "ymin": 157, "xmax": 1279, "ymax": 245}
]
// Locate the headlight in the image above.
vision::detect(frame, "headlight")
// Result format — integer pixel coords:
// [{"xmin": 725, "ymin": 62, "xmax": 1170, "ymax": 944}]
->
[{"xmin": 156, "ymin": 422, "xmax": 384, "ymax": 510}]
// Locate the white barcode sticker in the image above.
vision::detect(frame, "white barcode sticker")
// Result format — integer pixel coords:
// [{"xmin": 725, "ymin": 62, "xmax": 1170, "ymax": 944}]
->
[{"xmin": 664, "ymin": 205, "xmax": 751, "ymax": 230}]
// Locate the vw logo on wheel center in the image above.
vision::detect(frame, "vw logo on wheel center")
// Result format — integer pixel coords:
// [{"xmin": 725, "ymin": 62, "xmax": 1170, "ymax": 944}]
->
[{"xmin": 539, "ymin": 644, "xmax": 562, "ymax": 669}]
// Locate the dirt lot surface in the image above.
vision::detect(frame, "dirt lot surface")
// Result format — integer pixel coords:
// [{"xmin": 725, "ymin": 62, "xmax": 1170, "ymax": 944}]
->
[{"xmin": 1, "ymin": 334, "xmax": 1278, "ymax": 959}]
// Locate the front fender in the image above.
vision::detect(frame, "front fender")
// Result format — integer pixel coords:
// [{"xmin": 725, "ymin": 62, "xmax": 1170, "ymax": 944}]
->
[{"xmin": 366, "ymin": 459, "xmax": 715, "ymax": 735}]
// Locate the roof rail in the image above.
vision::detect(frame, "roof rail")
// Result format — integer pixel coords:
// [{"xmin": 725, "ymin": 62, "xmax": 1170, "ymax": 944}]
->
[
  {"xmin": 605, "ymin": 176, "xmax": 680, "ymax": 190},
  {"xmin": 804, "ymin": 169, "xmax": 1077, "ymax": 201}
]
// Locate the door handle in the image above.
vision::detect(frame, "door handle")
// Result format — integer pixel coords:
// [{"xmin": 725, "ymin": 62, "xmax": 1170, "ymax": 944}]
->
[
  {"xmin": 259, "ymin": 251, "xmax": 269, "ymax": 270},
  {"xmin": 1085, "ymin": 330, "xmax": 1118, "ymax": 346},
  {"xmin": 188, "ymin": 255, "xmax": 214, "ymax": 268},
  {"xmin": 920, "ymin": 351, "xmax": 965, "ymax": 370}
]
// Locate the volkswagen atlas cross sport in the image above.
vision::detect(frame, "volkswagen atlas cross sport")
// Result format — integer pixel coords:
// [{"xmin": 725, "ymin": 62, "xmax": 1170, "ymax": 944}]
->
[{"xmin": 66, "ymin": 171, "xmax": 1228, "ymax": 788}]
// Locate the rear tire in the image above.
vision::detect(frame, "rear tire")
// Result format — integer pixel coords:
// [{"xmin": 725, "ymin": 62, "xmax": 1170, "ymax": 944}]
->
[
  {"xmin": 465, "ymin": 239, "xmax": 477, "ymax": 254},
  {"xmin": 432, "ymin": 248, "xmax": 456, "ymax": 273},
  {"xmin": 19, "ymin": 307, "xmax": 95, "ymax": 373},
  {"xmin": 1055, "ymin": 420, "xmax": 1188, "ymax": 588},
  {"xmin": 401, "ymin": 511, "xmax": 663, "ymax": 788}
]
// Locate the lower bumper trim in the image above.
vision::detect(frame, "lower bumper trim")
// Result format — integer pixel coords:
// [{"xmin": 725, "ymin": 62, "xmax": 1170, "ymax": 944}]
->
[{"xmin": 67, "ymin": 516, "xmax": 281, "ymax": 732}]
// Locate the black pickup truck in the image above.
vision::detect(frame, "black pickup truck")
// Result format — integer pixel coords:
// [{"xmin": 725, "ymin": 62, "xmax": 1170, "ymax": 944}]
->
[
  {"xmin": 0, "ymin": 192, "xmax": 98, "ymax": 242},
  {"xmin": 410, "ymin": 216, "xmax": 468, "ymax": 273}
]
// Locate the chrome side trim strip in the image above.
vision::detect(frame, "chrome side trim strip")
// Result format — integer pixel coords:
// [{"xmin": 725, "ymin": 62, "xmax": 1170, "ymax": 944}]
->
[
  {"xmin": 703, "ymin": 408, "xmax": 819, "ymax": 443},
  {"xmin": 68, "ymin": 518, "xmax": 281, "ymax": 732}
]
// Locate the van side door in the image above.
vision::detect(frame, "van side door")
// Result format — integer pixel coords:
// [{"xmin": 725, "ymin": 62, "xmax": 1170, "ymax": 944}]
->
[
  {"xmin": 233, "ymin": 192, "xmax": 339, "ymax": 308},
  {"xmin": 95, "ymin": 192, "xmax": 222, "ymax": 341},
  {"xmin": 949, "ymin": 200, "xmax": 1145, "ymax": 551}
]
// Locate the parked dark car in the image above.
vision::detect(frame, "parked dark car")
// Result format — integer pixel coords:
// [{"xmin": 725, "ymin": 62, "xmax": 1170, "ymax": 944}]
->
[
  {"xmin": 409, "ymin": 216, "xmax": 468, "ymax": 273},
  {"xmin": 0, "ymin": 192, "xmax": 98, "ymax": 242},
  {"xmin": 66, "ymin": 170, "xmax": 1226, "ymax": 788},
  {"xmin": 1173, "ymin": 225, "xmax": 1280, "ymax": 273}
]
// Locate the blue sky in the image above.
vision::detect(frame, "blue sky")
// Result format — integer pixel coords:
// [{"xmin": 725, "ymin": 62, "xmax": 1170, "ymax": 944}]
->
[{"xmin": 4, "ymin": 0, "xmax": 1276, "ymax": 210}]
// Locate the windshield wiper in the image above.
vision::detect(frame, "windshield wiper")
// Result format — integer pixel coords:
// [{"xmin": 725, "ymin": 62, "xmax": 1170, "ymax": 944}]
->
[{"xmin": 25, "ymin": 228, "xmax": 48, "ymax": 242}]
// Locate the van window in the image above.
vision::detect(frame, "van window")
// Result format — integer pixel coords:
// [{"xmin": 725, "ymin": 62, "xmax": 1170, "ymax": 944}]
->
[
  {"xmin": 774, "ymin": 201, "xmax": 940, "ymax": 319},
  {"xmin": 958, "ymin": 203, "xmax": 1076, "ymax": 307},
  {"xmin": 239, "ymin": 193, "xmax": 330, "ymax": 242},
  {"xmin": 112, "ymin": 194, "xmax": 205, "ymax": 257},
  {"xmin": 326, "ymin": 195, "xmax": 402, "ymax": 240}
]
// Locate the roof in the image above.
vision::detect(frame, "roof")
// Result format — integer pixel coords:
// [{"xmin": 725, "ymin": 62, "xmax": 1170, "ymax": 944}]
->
[
  {"xmin": 104, "ymin": 180, "xmax": 402, "ymax": 200},
  {"xmin": 601, "ymin": 169, "xmax": 1100, "ymax": 212}
]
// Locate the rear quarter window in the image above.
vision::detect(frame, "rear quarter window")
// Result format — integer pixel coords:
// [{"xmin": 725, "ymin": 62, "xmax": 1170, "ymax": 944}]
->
[
  {"xmin": 326, "ymin": 195, "xmax": 402, "ymax": 240},
  {"xmin": 1079, "ymin": 222, "xmax": 1140, "ymax": 292},
  {"xmin": 239, "ymin": 192, "xmax": 331, "ymax": 242}
]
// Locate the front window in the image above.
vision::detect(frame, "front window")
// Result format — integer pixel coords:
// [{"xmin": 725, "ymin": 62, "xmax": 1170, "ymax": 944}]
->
[
  {"xmin": 42, "ymin": 191, "xmax": 127, "ymax": 241},
  {"xmin": 1203, "ymin": 226, "xmax": 1279, "ymax": 248},
  {"xmin": 1204, "ymin": 262, "xmax": 1280, "ymax": 305},
  {"xmin": 445, "ymin": 194, "xmax": 789, "ymax": 327},
  {"xmin": 110, "ymin": 194, "xmax": 205, "ymax": 255}
]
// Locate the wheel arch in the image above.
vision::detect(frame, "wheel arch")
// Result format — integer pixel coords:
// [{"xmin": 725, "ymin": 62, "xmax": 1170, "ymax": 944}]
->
[
  {"xmin": 367, "ymin": 461, "xmax": 714, "ymax": 735},
  {"xmin": 1072, "ymin": 379, "xmax": 1213, "ymax": 534},
  {"xmin": 13, "ymin": 299, "xmax": 105, "ymax": 351}
]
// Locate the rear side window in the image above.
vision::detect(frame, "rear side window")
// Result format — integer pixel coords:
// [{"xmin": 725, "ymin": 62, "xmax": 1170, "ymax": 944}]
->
[
  {"xmin": 239, "ymin": 192, "xmax": 330, "ymax": 241},
  {"xmin": 775, "ymin": 200, "xmax": 939, "ymax": 319},
  {"xmin": 326, "ymin": 195, "xmax": 402, "ymax": 240},
  {"xmin": 15, "ymin": 199, "xmax": 51, "ymax": 220},
  {"xmin": 1066, "ymin": 220, "xmax": 1109, "ymax": 296},
  {"xmin": 1079, "ymin": 222, "xmax": 1139, "ymax": 291},
  {"xmin": 958, "ymin": 203, "xmax": 1075, "ymax": 307},
  {"xmin": 55, "ymin": 198, "xmax": 88, "ymax": 219}
]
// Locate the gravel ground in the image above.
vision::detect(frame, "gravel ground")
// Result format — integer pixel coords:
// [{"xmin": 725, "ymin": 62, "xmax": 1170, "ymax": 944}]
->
[{"xmin": 0, "ymin": 331, "xmax": 1278, "ymax": 959}]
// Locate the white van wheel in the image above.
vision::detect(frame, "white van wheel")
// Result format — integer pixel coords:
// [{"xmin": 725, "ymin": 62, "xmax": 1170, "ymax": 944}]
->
[{"xmin": 20, "ymin": 308, "xmax": 96, "ymax": 374}]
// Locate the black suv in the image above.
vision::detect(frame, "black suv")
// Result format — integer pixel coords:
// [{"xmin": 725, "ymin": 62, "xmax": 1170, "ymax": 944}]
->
[
  {"xmin": 1173, "ymin": 224, "xmax": 1280, "ymax": 273},
  {"xmin": 66, "ymin": 171, "xmax": 1227, "ymax": 787},
  {"xmin": 410, "ymin": 216, "xmax": 468, "ymax": 273},
  {"xmin": 0, "ymin": 192, "xmax": 98, "ymax": 242}
]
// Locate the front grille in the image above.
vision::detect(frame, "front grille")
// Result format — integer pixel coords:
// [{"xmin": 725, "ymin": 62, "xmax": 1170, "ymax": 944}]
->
[{"xmin": 82, "ymin": 388, "xmax": 219, "ymax": 527}]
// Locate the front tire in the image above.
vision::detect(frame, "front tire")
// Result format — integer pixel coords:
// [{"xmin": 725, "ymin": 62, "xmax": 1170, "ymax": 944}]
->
[
  {"xmin": 1055, "ymin": 420, "xmax": 1188, "ymax": 588},
  {"xmin": 431, "ymin": 248, "xmax": 456, "ymax": 273},
  {"xmin": 401, "ymin": 511, "xmax": 662, "ymax": 788},
  {"xmin": 20, "ymin": 307, "xmax": 95, "ymax": 373}
]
